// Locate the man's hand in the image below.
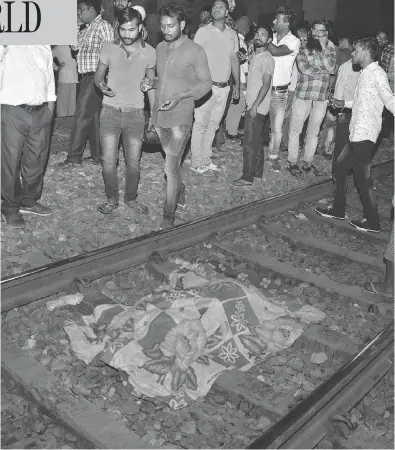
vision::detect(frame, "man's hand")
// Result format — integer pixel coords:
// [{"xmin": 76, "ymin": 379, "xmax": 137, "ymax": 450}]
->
[
  {"xmin": 318, "ymin": 36, "xmax": 328, "ymax": 50},
  {"xmin": 249, "ymin": 105, "xmax": 257, "ymax": 119},
  {"xmin": 331, "ymin": 98, "xmax": 345, "ymax": 109},
  {"xmin": 159, "ymin": 93, "xmax": 182, "ymax": 111},
  {"xmin": 47, "ymin": 102, "xmax": 55, "ymax": 115},
  {"xmin": 99, "ymin": 82, "xmax": 116, "ymax": 97},
  {"xmin": 232, "ymin": 87, "xmax": 240, "ymax": 102},
  {"xmin": 140, "ymin": 76, "xmax": 156, "ymax": 92}
]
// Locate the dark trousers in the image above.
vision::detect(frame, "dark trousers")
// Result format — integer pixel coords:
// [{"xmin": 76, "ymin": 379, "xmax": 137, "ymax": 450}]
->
[
  {"xmin": 1, "ymin": 104, "xmax": 52, "ymax": 215},
  {"xmin": 215, "ymin": 75, "xmax": 234, "ymax": 147},
  {"xmin": 242, "ymin": 110, "xmax": 267, "ymax": 181},
  {"xmin": 67, "ymin": 74, "xmax": 102, "ymax": 163},
  {"xmin": 333, "ymin": 140, "xmax": 380, "ymax": 229},
  {"xmin": 332, "ymin": 111, "xmax": 351, "ymax": 173}
]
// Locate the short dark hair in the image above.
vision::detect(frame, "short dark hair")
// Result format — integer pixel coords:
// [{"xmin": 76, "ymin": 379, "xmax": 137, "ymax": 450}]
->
[
  {"xmin": 118, "ymin": 6, "xmax": 142, "ymax": 26},
  {"xmin": 354, "ymin": 36, "xmax": 380, "ymax": 61},
  {"xmin": 277, "ymin": 5, "xmax": 296, "ymax": 27},
  {"xmin": 79, "ymin": 0, "xmax": 101, "ymax": 16},
  {"xmin": 213, "ymin": 0, "xmax": 229, "ymax": 11},
  {"xmin": 295, "ymin": 20, "xmax": 310, "ymax": 34},
  {"xmin": 339, "ymin": 36, "xmax": 352, "ymax": 46},
  {"xmin": 312, "ymin": 18, "xmax": 330, "ymax": 32},
  {"xmin": 256, "ymin": 24, "xmax": 273, "ymax": 40},
  {"xmin": 159, "ymin": 2, "xmax": 186, "ymax": 23}
]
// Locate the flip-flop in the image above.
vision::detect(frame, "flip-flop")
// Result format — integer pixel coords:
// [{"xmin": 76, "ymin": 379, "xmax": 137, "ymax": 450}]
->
[
  {"xmin": 363, "ymin": 281, "xmax": 393, "ymax": 299},
  {"xmin": 97, "ymin": 202, "xmax": 119, "ymax": 214},
  {"xmin": 176, "ymin": 203, "xmax": 187, "ymax": 213}
]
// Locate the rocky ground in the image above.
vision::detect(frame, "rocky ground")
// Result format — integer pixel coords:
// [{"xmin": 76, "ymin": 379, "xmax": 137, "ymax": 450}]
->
[{"xmin": 1, "ymin": 119, "xmax": 393, "ymax": 278}]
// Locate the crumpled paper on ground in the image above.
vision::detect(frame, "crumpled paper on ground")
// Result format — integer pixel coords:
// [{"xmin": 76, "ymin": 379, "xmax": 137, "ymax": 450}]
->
[{"xmin": 63, "ymin": 267, "xmax": 325, "ymax": 409}]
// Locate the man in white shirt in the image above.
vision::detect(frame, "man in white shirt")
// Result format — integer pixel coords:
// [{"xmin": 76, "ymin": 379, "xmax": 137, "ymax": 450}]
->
[
  {"xmin": 265, "ymin": 5, "xmax": 300, "ymax": 172},
  {"xmin": 315, "ymin": 37, "xmax": 394, "ymax": 233},
  {"xmin": 0, "ymin": 45, "xmax": 56, "ymax": 228},
  {"xmin": 190, "ymin": 0, "xmax": 240, "ymax": 176}
]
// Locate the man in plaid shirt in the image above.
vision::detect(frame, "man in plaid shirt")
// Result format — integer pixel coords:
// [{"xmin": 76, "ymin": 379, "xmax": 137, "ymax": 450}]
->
[
  {"xmin": 287, "ymin": 18, "xmax": 336, "ymax": 175},
  {"xmin": 61, "ymin": 0, "xmax": 114, "ymax": 167}
]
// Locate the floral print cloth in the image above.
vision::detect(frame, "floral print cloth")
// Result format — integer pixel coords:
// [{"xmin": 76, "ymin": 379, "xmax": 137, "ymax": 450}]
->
[{"xmin": 64, "ymin": 263, "xmax": 325, "ymax": 409}]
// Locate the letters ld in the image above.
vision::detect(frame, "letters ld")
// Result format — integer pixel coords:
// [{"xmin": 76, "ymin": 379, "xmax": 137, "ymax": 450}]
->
[{"xmin": 0, "ymin": 1, "xmax": 41, "ymax": 32}]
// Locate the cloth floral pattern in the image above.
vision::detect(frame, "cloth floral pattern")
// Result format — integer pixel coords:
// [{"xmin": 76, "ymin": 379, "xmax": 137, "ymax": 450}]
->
[{"xmin": 64, "ymin": 261, "xmax": 325, "ymax": 409}]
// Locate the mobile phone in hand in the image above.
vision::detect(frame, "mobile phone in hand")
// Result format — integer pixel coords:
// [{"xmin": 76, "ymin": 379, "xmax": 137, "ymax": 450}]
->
[{"xmin": 158, "ymin": 101, "xmax": 170, "ymax": 111}]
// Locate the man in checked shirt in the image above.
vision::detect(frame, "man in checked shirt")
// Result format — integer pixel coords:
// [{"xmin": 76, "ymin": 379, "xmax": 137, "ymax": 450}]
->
[
  {"xmin": 287, "ymin": 18, "xmax": 336, "ymax": 176},
  {"xmin": 61, "ymin": 0, "xmax": 114, "ymax": 167}
]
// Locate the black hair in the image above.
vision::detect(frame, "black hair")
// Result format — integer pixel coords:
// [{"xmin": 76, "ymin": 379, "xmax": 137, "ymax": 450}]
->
[
  {"xmin": 159, "ymin": 2, "xmax": 186, "ymax": 24},
  {"xmin": 277, "ymin": 5, "xmax": 296, "ymax": 28},
  {"xmin": 255, "ymin": 23, "xmax": 273, "ymax": 40},
  {"xmin": 354, "ymin": 36, "xmax": 380, "ymax": 61},
  {"xmin": 118, "ymin": 6, "xmax": 142, "ymax": 25},
  {"xmin": 312, "ymin": 18, "xmax": 330, "ymax": 32},
  {"xmin": 213, "ymin": 0, "xmax": 229, "ymax": 11},
  {"xmin": 78, "ymin": 0, "xmax": 101, "ymax": 16}
]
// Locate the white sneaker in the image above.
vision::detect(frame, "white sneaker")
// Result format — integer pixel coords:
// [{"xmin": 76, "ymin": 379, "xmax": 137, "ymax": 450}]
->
[
  {"xmin": 190, "ymin": 165, "xmax": 210, "ymax": 174},
  {"xmin": 207, "ymin": 162, "xmax": 220, "ymax": 171}
]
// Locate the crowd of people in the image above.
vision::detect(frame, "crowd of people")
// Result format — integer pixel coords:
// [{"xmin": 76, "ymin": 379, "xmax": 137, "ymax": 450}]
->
[{"xmin": 0, "ymin": 1, "xmax": 394, "ymax": 243}]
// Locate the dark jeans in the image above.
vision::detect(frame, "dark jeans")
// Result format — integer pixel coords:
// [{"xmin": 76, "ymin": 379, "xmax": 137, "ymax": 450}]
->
[
  {"xmin": 67, "ymin": 74, "xmax": 102, "ymax": 163},
  {"xmin": 1, "ymin": 104, "xmax": 52, "ymax": 215},
  {"xmin": 332, "ymin": 140, "xmax": 380, "ymax": 229},
  {"xmin": 215, "ymin": 75, "xmax": 234, "ymax": 147},
  {"xmin": 242, "ymin": 110, "xmax": 267, "ymax": 181},
  {"xmin": 156, "ymin": 125, "xmax": 191, "ymax": 223},
  {"xmin": 100, "ymin": 105, "xmax": 145, "ymax": 204},
  {"xmin": 332, "ymin": 111, "xmax": 351, "ymax": 173}
]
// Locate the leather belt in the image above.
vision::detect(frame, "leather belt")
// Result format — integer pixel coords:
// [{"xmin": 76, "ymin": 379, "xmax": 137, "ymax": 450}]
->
[
  {"xmin": 17, "ymin": 103, "xmax": 47, "ymax": 112},
  {"xmin": 212, "ymin": 81, "xmax": 229, "ymax": 88},
  {"xmin": 272, "ymin": 84, "xmax": 289, "ymax": 91},
  {"xmin": 81, "ymin": 71, "xmax": 95, "ymax": 77}
]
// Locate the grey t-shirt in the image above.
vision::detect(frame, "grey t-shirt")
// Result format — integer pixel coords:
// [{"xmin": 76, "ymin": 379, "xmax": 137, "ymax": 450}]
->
[{"xmin": 246, "ymin": 51, "xmax": 275, "ymax": 115}]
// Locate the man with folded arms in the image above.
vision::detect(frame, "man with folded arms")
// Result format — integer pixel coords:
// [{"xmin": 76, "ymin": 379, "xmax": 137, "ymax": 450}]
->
[
  {"xmin": 0, "ymin": 45, "xmax": 56, "ymax": 228},
  {"xmin": 190, "ymin": 0, "xmax": 240, "ymax": 176},
  {"xmin": 315, "ymin": 37, "xmax": 394, "ymax": 233}
]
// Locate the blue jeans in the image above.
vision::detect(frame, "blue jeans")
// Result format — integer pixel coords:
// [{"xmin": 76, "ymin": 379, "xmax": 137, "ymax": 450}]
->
[
  {"xmin": 156, "ymin": 125, "xmax": 191, "ymax": 223},
  {"xmin": 100, "ymin": 105, "xmax": 145, "ymax": 204},
  {"xmin": 242, "ymin": 110, "xmax": 268, "ymax": 181},
  {"xmin": 268, "ymin": 90, "xmax": 288, "ymax": 159}
]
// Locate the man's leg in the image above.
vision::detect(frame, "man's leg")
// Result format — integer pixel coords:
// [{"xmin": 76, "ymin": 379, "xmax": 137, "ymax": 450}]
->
[
  {"xmin": 303, "ymin": 100, "xmax": 328, "ymax": 164},
  {"xmin": 157, "ymin": 125, "xmax": 191, "ymax": 226},
  {"xmin": 350, "ymin": 140, "xmax": 380, "ymax": 230},
  {"xmin": 241, "ymin": 110, "xmax": 255, "ymax": 182},
  {"xmin": 99, "ymin": 106, "xmax": 122, "ymax": 206},
  {"xmin": 268, "ymin": 90, "xmax": 288, "ymax": 161},
  {"xmin": 67, "ymin": 75, "xmax": 102, "ymax": 164},
  {"xmin": 331, "ymin": 143, "xmax": 354, "ymax": 217},
  {"xmin": 20, "ymin": 105, "xmax": 53, "ymax": 207},
  {"xmin": 215, "ymin": 76, "xmax": 233, "ymax": 147},
  {"xmin": 191, "ymin": 93, "xmax": 215, "ymax": 169},
  {"xmin": 87, "ymin": 110, "xmax": 102, "ymax": 163},
  {"xmin": 280, "ymin": 90, "xmax": 295, "ymax": 149},
  {"xmin": 253, "ymin": 113, "xmax": 267, "ymax": 180},
  {"xmin": 1, "ymin": 105, "xmax": 28, "ymax": 217},
  {"xmin": 122, "ymin": 108, "xmax": 145, "ymax": 204},
  {"xmin": 202, "ymin": 86, "xmax": 230, "ymax": 163},
  {"xmin": 226, "ymin": 90, "xmax": 246, "ymax": 136},
  {"xmin": 332, "ymin": 113, "xmax": 351, "ymax": 174},
  {"xmin": 287, "ymin": 98, "xmax": 311, "ymax": 165}
]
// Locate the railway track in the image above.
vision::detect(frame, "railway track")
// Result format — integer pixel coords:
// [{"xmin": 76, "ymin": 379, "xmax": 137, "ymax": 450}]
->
[{"xmin": 1, "ymin": 159, "xmax": 394, "ymax": 449}]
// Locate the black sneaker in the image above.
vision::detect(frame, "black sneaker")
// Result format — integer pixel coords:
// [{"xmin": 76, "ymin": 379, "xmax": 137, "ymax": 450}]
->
[
  {"xmin": 20, "ymin": 202, "xmax": 52, "ymax": 216},
  {"xmin": 2, "ymin": 212, "xmax": 26, "ymax": 228},
  {"xmin": 315, "ymin": 206, "xmax": 345, "ymax": 220},
  {"xmin": 302, "ymin": 164, "xmax": 322, "ymax": 176},
  {"xmin": 287, "ymin": 164, "xmax": 302, "ymax": 176},
  {"xmin": 349, "ymin": 218, "xmax": 380, "ymax": 233}
]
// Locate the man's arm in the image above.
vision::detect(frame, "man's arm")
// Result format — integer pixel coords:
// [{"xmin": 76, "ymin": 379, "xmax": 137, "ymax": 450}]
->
[
  {"xmin": 267, "ymin": 43, "xmax": 292, "ymax": 57},
  {"xmin": 46, "ymin": 48, "xmax": 57, "ymax": 112},
  {"xmin": 230, "ymin": 51, "xmax": 240, "ymax": 100},
  {"xmin": 71, "ymin": 27, "xmax": 88, "ymax": 52},
  {"xmin": 145, "ymin": 67, "xmax": 156, "ymax": 111},
  {"xmin": 376, "ymin": 70, "xmax": 395, "ymax": 115},
  {"xmin": 296, "ymin": 49, "xmax": 328, "ymax": 75},
  {"xmin": 334, "ymin": 63, "xmax": 347, "ymax": 101},
  {"xmin": 100, "ymin": 21, "xmax": 115, "ymax": 44},
  {"xmin": 250, "ymin": 73, "xmax": 272, "ymax": 117},
  {"xmin": 320, "ymin": 45, "xmax": 337, "ymax": 74}
]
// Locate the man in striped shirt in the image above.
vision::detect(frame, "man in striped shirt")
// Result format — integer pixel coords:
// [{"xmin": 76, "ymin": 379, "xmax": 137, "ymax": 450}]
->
[
  {"xmin": 287, "ymin": 18, "xmax": 336, "ymax": 175},
  {"xmin": 61, "ymin": 0, "xmax": 114, "ymax": 167}
]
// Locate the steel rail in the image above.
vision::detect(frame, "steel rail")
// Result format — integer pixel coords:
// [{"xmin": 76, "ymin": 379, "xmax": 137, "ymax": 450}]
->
[
  {"xmin": 248, "ymin": 321, "xmax": 394, "ymax": 449},
  {"xmin": 1, "ymin": 159, "xmax": 393, "ymax": 312}
]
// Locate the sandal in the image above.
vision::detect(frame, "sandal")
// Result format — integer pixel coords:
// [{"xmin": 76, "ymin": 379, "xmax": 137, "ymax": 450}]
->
[
  {"xmin": 230, "ymin": 178, "xmax": 253, "ymax": 187},
  {"xmin": 125, "ymin": 200, "xmax": 148, "ymax": 215},
  {"xmin": 363, "ymin": 281, "xmax": 393, "ymax": 299},
  {"xmin": 97, "ymin": 202, "xmax": 119, "ymax": 214},
  {"xmin": 176, "ymin": 202, "xmax": 187, "ymax": 213}
]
